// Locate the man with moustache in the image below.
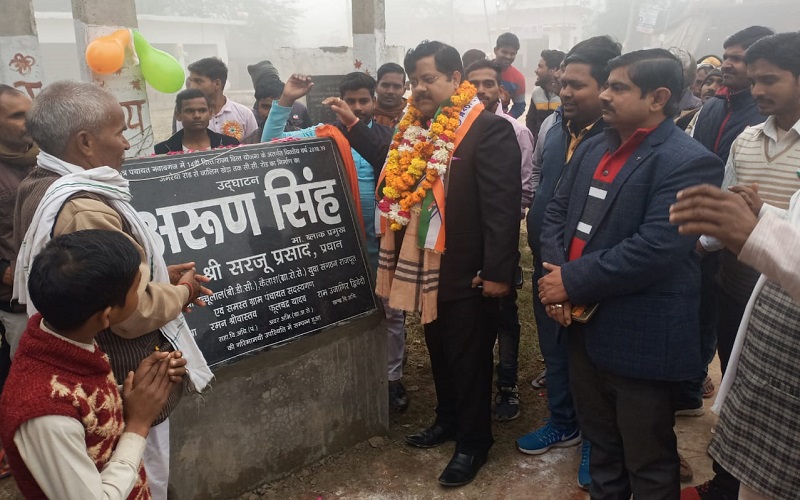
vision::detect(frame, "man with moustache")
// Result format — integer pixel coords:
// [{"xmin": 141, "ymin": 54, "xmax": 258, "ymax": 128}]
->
[
  {"xmin": 374, "ymin": 63, "xmax": 407, "ymax": 128},
  {"xmin": 466, "ymin": 59, "xmax": 534, "ymax": 422},
  {"xmin": 538, "ymin": 49, "xmax": 723, "ymax": 498},
  {"xmin": 691, "ymin": 61, "xmax": 717, "ymax": 99},
  {"xmin": 517, "ymin": 35, "xmax": 620, "ymax": 490},
  {"xmin": 0, "ymin": 85, "xmax": 36, "ymax": 363},
  {"xmin": 692, "ymin": 26, "xmax": 774, "ymax": 161},
  {"xmin": 679, "ymin": 69, "xmax": 723, "ymax": 133},
  {"xmin": 332, "ymin": 40, "xmax": 521, "ymax": 486}
]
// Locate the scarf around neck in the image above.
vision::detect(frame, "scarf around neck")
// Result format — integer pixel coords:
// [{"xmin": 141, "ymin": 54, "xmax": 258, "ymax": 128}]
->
[
  {"xmin": 0, "ymin": 142, "xmax": 39, "ymax": 168},
  {"xmin": 13, "ymin": 151, "xmax": 213, "ymax": 391}
]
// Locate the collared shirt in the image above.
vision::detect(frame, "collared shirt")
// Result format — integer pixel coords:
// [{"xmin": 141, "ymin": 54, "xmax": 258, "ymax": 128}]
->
[
  {"xmin": 701, "ymin": 115, "xmax": 800, "ymax": 255},
  {"xmin": 760, "ymin": 114, "xmax": 800, "ymax": 157},
  {"xmin": 13, "ymin": 320, "xmax": 147, "ymax": 500},
  {"xmin": 176, "ymin": 97, "xmax": 258, "ymax": 141},
  {"xmin": 566, "ymin": 119, "xmax": 600, "ymax": 163},
  {"xmin": 719, "ymin": 115, "xmax": 800, "ymax": 199}
]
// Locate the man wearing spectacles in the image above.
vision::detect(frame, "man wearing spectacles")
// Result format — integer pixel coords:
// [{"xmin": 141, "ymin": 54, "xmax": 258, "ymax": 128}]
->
[{"xmin": 332, "ymin": 40, "xmax": 522, "ymax": 487}]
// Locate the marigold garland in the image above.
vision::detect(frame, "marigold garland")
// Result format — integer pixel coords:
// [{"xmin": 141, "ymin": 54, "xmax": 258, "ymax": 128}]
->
[{"xmin": 378, "ymin": 81, "xmax": 477, "ymax": 231}]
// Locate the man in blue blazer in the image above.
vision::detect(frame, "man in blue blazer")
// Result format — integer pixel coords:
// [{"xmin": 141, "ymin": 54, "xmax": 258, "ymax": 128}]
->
[{"xmin": 538, "ymin": 49, "xmax": 724, "ymax": 499}]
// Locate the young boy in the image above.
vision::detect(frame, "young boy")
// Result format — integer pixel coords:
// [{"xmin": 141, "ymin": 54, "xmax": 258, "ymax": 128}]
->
[{"xmin": 0, "ymin": 230, "xmax": 186, "ymax": 499}]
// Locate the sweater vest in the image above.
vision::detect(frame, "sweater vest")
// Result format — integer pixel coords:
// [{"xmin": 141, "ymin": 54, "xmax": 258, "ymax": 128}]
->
[
  {"xmin": 718, "ymin": 124, "xmax": 800, "ymax": 303},
  {"xmin": 0, "ymin": 315, "xmax": 150, "ymax": 500}
]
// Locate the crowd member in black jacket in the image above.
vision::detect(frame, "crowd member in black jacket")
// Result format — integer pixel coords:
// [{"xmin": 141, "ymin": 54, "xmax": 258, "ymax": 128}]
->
[
  {"xmin": 692, "ymin": 26, "xmax": 774, "ymax": 162},
  {"xmin": 154, "ymin": 89, "xmax": 239, "ymax": 154}
]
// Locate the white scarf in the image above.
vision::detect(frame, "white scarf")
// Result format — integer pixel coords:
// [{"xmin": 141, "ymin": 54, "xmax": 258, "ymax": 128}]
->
[{"xmin": 13, "ymin": 151, "xmax": 213, "ymax": 391}]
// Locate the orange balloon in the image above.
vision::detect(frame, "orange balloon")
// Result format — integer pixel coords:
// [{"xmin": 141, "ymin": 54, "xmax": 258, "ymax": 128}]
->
[{"xmin": 85, "ymin": 29, "xmax": 130, "ymax": 74}]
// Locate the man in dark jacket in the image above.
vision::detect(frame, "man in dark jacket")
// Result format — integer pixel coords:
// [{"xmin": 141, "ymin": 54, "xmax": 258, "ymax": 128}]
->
[
  {"xmin": 155, "ymin": 89, "xmax": 239, "ymax": 154},
  {"xmin": 331, "ymin": 40, "xmax": 521, "ymax": 487},
  {"xmin": 692, "ymin": 26, "xmax": 774, "ymax": 162},
  {"xmin": 674, "ymin": 26, "xmax": 775, "ymax": 423},
  {"xmin": 675, "ymin": 26, "xmax": 774, "ymax": 416},
  {"xmin": 518, "ymin": 35, "xmax": 620, "ymax": 491},
  {"xmin": 538, "ymin": 49, "xmax": 723, "ymax": 499}
]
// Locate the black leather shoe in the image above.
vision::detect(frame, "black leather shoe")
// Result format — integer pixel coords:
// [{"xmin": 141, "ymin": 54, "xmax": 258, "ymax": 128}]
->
[
  {"xmin": 438, "ymin": 451, "xmax": 487, "ymax": 487},
  {"xmin": 404, "ymin": 424, "xmax": 455, "ymax": 448}
]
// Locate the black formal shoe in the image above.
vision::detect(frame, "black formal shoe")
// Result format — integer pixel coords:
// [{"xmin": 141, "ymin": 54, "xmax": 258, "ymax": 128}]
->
[
  {"xmin": 438, "ymin": 451, "xmax": 488, "ymax": 487},
  {"xmin": 404, "ymin": 424, "xmax": 455, "ymax": 448}
]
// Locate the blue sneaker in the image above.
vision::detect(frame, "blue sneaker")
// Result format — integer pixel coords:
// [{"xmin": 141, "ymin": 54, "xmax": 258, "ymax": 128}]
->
[
  {"xmin": 516, "ymin": 421, "xmax": 581, "ymax": 455},
  {"xmin": 578, "ymin": 440, "xmax": 591, "ymax": 489}
]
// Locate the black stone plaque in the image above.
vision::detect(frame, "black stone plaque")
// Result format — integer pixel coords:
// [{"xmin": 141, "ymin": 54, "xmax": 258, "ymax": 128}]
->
[
  {"xmin": 122, "ymin": 139, "xmax": 378, "ymax": 368},
  {"xmin": 305, "ymin": 75, "xmax": 345, "ymax": 125}
]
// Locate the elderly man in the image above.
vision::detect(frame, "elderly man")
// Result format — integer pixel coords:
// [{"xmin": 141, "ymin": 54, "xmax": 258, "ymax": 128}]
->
[{"xmin": 13, "ymin": 81, "xmax": 213, "ymax": 500}]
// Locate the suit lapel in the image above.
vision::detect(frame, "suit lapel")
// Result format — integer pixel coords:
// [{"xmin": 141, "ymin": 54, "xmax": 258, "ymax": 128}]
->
[
  {"xmin": 566, "ymin": 118, "xmax": 675, "ymax": 250},
  {"xmin": 582, "ymin": 141, "xmax": 655, "ymax": 248}
]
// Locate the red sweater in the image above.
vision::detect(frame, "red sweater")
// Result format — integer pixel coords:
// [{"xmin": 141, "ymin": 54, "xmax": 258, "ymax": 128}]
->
[{"xmin": 0, "ymin": 314, "xmax": 149, "ymax": 499}]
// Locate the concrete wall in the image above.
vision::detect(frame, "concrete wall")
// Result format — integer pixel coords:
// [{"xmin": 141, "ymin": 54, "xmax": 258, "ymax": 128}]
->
[{"xmin": 168, "ymin": 311, "xmax": 388, "ymax": 500}]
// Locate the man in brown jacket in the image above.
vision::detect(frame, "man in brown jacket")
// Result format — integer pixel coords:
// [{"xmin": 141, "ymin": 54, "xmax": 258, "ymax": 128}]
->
[
  {"xmin": 0, "ymin": 85, "xmax": 36, "ymax": 364},
  {"xmin": 13, "ymin": 81, "xmax": 212, "ymax": 500}
]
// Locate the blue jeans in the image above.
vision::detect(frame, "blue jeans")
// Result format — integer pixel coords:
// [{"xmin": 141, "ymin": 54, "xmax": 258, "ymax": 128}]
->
[
  {"xmin": 496, "ymin": 288, "xmax": 520, "ymax": 388},
  {"xmin": 532, "ymin": 266, "xmax": 577, "ymax": 430}
]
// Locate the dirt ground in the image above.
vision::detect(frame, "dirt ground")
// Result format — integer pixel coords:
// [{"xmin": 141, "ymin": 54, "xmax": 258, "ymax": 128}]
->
[{"xmin": 0, "ymin": 232, "xmax": 719, "ymax": 500}]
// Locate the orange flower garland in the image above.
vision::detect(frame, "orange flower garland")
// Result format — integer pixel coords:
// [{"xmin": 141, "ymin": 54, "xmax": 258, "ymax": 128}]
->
[{"xmin": 378, "ymin": 81, "xmax": 477, "ymax": 230}]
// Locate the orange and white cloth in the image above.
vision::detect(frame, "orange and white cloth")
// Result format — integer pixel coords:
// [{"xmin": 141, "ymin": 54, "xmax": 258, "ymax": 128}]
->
[{"xmin": 375, "ymin": 98, "xmax": 484, "ymax": 324}]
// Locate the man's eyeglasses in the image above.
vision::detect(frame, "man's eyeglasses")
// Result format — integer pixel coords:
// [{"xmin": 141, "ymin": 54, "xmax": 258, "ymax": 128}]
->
[{"xmin": 409, "ymin": 73, "xmax": 448, "ymax": 88}]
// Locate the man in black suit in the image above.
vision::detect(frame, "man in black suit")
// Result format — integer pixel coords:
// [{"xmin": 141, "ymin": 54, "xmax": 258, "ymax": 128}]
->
[
  {"xmin": 154, "ymin": 89, "xmax": 239, "ymax": 155},
  {"xmin": 538, "ymin": 49, "xmax": 723, "ymax": 498},
  {"xmin": 329, "ymin": 41, "xmax": 521, "ymax": 487}
]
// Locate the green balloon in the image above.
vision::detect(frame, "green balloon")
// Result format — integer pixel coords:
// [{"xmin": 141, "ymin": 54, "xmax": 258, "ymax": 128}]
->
[{"xmin": 133, "ymin": 31, "xmax": 185, "ymax": 93}]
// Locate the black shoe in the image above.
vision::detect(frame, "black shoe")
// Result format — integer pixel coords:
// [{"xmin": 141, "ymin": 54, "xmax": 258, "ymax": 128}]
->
[
  {"xmin": 389, "ymin": 380, "xmax": 409, "ymax": 412},
  {"xmin": 405, "ymin": 424, "xmax": 455, "ymax": 448},
  {"xmin": 438, "ymin": 451, "xmax": 487, "ymax": 487}
]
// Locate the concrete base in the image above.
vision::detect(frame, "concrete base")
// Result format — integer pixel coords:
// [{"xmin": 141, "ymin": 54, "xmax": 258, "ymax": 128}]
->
[{"xmin": 168, "ymin": 311, "xmax": 388, "ymax": 499}]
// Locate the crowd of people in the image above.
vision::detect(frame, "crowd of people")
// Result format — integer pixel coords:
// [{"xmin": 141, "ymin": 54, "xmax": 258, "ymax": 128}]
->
[{"xmin": 0, "ymin": 23, "xmax": 798, "ymax": 500}]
